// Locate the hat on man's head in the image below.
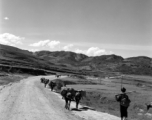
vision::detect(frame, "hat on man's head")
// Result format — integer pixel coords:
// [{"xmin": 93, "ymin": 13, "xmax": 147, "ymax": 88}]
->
[{"xmin": 121, "ymin": 87, "xmax": 126, "ymax": 93}]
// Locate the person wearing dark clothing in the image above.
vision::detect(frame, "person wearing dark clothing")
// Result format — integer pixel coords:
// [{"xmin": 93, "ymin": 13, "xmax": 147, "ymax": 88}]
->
[{"xmin": 115, "ymin": 87, "xmax": 131, "ymax": 120}]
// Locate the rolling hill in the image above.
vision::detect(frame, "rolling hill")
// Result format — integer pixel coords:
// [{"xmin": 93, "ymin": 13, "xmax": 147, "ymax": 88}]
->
[
  {"xmin": 0, "ymin": 44, "xmax": 77, "ymax": 75},
  {"xmin": 35, "ymin": 50, "xmax": 152, "ymax": 76},
  {"xmin": 35, "ymin": 51, "xmax": 88, "ymax": 66},
  {"xmin": 0, "ymin": 44, "xmax": 152, "ymax": 76}
]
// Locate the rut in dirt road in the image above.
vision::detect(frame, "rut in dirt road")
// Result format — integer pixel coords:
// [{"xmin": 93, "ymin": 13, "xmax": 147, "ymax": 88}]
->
[{"xmin": 0, "ymin": 76, "xmax": 120, "ymax": 120}]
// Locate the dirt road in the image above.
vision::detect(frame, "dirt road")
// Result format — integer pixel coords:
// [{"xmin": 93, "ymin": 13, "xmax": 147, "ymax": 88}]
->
[{"xmin": 0, "ymin": 76, "xmax": 120, "ymax": 120}]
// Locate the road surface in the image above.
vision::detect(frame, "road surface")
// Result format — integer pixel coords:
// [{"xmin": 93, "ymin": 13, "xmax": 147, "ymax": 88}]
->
[{"xmin": 0, "ymin": 76, "xmax": 120, "ymax": 120}]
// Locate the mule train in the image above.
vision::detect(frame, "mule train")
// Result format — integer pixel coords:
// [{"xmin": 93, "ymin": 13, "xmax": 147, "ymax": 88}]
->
[
  {"xmin": 40, "ymin": 77, "xmax": 86, "ymax": 110},
  {"xmin": 41, "ymin": 77, "xmax": 56, "ymax": 91}
]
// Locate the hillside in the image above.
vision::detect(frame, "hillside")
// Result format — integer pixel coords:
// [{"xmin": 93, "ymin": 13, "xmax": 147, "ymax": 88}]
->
[
  {"xmin": 0, "ymin": 44, "xmax": 50, "ymax": 68},
  {"xmin": 0, "ymin": 44, "xmax": 152, "ymax": 76},
  {"xmin": 35, "ymin": 50, "xmax": 152, "ymax": 76},
  {"xmin": 117, "ymin": 56, "xmax": 152, "ymax": 75},
  {"xmin": 0, "ymin": 44, "xmax": 77, "ymax": 75},
  {"xmin": 35, "ymin": 51, "xmax": 88, "ymax": 66}
]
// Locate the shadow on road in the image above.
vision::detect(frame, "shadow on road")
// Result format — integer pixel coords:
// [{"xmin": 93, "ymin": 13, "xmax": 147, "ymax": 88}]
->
[
  {"xmin": 71, "ymin": 108, "xmax": 83, "ymax": 111},
  {"xmin": 71, "ymin": 106, "xmax": 96, "ymax": 111}
]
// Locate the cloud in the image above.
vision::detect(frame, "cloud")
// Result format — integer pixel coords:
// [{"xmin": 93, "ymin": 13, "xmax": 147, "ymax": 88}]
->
[
  {"xmin": 86, "ymin": 47, "xmax": 106, "ymax": 56},
  {"xmin": 0, "ymin": 33, "xmax": 24, "ymax": 46},
  {"xmin": 30, "ymin": 40, "xmax": 60, "ymax": 49},
  {"xmin": 29, "ymin": 40, "xmax": 50, "ymax": 47},
  {"xmin": 75, "ymin": 49, "xmax": 86, "ymax": 54},
  {"xmin": 75, "ymin": 47, "xmax": 113, "ymax": 56},
  {"xmin": 63, "ymin": 44, "xmax": 74, "ymax": 51},
  {"xmin": 48, "ymin": 40, "xmax": 60, "ymax": 48},
  {"xmin": 4, "ymin": 17, "xmax": 9, "ymax": 20},
  {"xmin": 29, "ymin": 49, "xmax": 39, "ymax": 52}
]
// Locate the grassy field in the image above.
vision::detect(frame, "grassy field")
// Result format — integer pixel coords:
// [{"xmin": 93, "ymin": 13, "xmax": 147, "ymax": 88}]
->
[
  {"xmin": 53, "ymin": 74, "xmax": 152, "ymax": 120},
  {"xmin": 0, "ymin": 72, "xmax": 30, "ymax": 85}
]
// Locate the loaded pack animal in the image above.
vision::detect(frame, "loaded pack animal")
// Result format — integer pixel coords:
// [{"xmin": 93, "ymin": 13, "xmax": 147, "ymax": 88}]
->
[
  {"xmin": 65, "ymin": 92, "xmax": 72, "ymax": 110},
  {"xmin": 48, "ymin": 81, "xmax": 56, "ymax": 91},
  {"xmin": 61, "ymin": 87, "xmax": 75, "ymax": 110},
  {"xmin": 40, "ymin": 77, "xmax": 45, "ymax": 83},
  {"xmin": 79, "ymin": 90, "xmax": 86, "ymax": 100},
  {"xmin": 75, "ymin": 90, "xmax": 86, "ymax": 109},
  {"xmin": 43, "ymin": 79, "xmax": 49, "ymax": 88}
]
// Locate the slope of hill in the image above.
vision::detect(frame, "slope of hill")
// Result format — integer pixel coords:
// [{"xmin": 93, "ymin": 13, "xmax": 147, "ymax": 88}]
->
[
  {"xmin": 35, "ymin": 50, "xmax": 152, "ymax": 76},
  {"xmin": 0, "ymin": 44, "xmax": 53, "ymax": 69},
  {"xmin": 35, "ymin": 51, "xmax": 88, "ymax": 66},
  {"xmin": 79, "ymin": 54, "xmax": 124, "ymax": 71},
  {"xmin": 0, "ymin": 44, "xmax": 77, "ymax": 75},
  {"xmin": 117, "ymin": 56, "xmax": 152, "ymax": 75},
  {"xmin": 0, "ymin": 44, "xmax": 152, "ymax": 76},
  {"xmin": 125, "ymin": 56, "xmax": 152, "ymax": 65}
]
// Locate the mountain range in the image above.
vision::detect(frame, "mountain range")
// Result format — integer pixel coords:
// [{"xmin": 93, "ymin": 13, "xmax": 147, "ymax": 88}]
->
[{"xmin": 0, "ymin": 44, "xmax": 152, "ymax": 76}]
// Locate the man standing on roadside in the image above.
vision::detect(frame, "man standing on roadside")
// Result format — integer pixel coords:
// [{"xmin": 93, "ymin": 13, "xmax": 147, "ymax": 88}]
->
[{"xmin": 115, "ymin": 87, "xmax": 131, "ymax": 120}]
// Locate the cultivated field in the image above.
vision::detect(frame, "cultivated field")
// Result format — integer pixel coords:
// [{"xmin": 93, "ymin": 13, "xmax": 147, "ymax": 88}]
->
[{"xmin": 53, "ymin": 74, "xmax": 152, "ymax": 120}]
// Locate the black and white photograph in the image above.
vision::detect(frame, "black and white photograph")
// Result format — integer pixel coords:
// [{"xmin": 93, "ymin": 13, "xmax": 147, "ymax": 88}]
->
[{"xmin": 0, "ymin": 0, "xmax": 152, "ymax": 120}]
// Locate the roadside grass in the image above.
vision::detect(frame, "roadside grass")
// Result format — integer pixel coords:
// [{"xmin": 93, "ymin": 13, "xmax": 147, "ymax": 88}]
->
[{"xmin": 0, "ymin": 73, "xmax": 30, "ymax": 85}]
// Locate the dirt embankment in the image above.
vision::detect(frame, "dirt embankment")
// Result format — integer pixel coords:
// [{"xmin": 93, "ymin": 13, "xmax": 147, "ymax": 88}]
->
[{"xmin": 0, "ymin": 76, "xmax": 119, "ymax": 120}]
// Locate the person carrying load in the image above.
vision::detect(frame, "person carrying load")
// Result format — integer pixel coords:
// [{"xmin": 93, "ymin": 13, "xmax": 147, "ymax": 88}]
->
[{"xmin": 115, "ymin": 87, "xmax": 131, "ymax": 120}]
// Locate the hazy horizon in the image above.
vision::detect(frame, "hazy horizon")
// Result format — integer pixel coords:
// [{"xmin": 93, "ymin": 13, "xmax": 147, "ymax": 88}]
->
[{"xmin": 0, "ymin": 0, "xmax": 152, "ymax": 58}]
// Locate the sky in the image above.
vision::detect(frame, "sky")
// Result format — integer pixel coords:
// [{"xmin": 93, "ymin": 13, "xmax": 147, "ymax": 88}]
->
[{"xmin": 0, "ymin": 0, "xmax": 152, "ymax": 58}]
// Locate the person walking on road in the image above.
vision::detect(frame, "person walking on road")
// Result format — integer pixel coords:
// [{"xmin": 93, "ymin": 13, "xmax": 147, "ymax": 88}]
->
[{"xmin": 115, "ymin": 87, "xmax": 131, "ymax": 120}]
